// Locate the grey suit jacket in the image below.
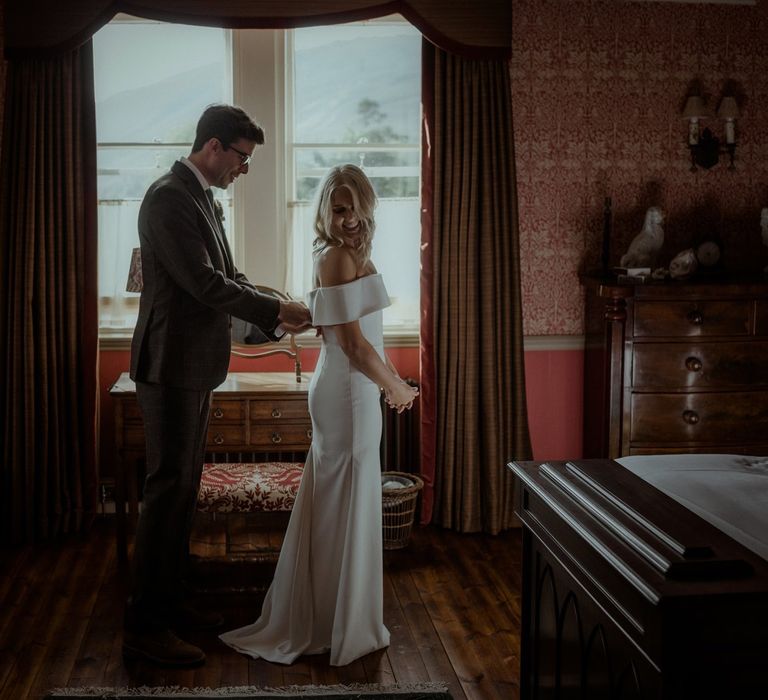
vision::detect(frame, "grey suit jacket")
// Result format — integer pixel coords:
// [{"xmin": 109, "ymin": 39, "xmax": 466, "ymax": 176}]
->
[{"xmin": 130, "ymin": 161, "xmax": 280, "ymax": 390}]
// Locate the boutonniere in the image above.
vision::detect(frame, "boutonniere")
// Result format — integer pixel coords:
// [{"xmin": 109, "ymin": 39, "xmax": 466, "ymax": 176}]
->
[{"xmin": 213, "ymin": 199, "xmax": 225, "ymax": 222}]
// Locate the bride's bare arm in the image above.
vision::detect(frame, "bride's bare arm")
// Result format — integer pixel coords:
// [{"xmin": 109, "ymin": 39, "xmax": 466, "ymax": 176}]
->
[{"xmin": 316, "ymin": 247, "xmax": 416, "ymax": 408}]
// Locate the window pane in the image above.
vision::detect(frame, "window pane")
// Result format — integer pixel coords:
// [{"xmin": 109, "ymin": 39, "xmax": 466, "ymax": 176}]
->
[
  {"xmin": 289, "ymin": 20, "xmax": 421, "ymax": 330},
  {"xmin": 293, "ymin": 22, "xmax": 421, "ymax": 145},
  {"xmin": 288, "ymin": 198, "xmax": 420, "ymax": 331},
  {"xmin": 94, "ymin": 19, "xmax": 232, "ymax": 331},
  {"xmin": 294, "ymin": 147, "xmax": 419, "ymax": 201},
  {"xmin": 98, "ymin": 146, "xmax": 188, "ymax": 200},
  {"xmin": 94, "ymin": 21, "xmax": 231, "ymax": 144},
  {"xmin": 98, "ymin": 201, "xmax": 142, "ymax": 329},
  {"xmin": 373, "ymin": 199, "xmax": 421, "ymax": 329}
]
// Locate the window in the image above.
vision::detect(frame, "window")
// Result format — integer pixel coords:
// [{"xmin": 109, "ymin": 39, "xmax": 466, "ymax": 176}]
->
[
  {"xmin": 94, "ymin": 18, "xmax": 232, "ymax": 332},
  {"xmin": 94, "ymin": 16, "xmax": 421, "ymax": 336},
  {"xmin": 286, "ymin": 21, "xmax": 421, "ymax": 330}
]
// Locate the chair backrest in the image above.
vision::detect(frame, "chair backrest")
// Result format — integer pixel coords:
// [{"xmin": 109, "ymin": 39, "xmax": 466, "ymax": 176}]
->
[{"xmin": 231, "ymin": 286, "xmax": 303, "ymax": 382}]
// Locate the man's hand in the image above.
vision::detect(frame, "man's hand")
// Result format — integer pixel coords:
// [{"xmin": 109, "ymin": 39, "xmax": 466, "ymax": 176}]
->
[{"xmin": 278, "ymin": 300, "xmax": 313, "ymax": 334}]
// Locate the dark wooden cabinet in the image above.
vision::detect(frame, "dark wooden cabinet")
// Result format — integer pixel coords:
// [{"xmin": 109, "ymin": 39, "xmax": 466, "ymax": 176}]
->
[
  {"xmin": 582, "ymin": 275, "xmax": 768, "ymax": 458},
  {"xmin": 511, "ymin": 459, "xmax": 768, "ymax": 699}
]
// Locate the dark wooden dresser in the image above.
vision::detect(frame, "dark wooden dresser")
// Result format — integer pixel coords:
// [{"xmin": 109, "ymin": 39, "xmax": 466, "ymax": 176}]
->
[{"xmin": 582, "ymin": 275, "xmax": 768, "ymax": 458}]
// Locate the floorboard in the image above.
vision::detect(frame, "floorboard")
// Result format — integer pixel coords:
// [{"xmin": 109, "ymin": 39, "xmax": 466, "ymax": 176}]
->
[{"xmin": 0, "ymin": 518, "xmax": 521, "ymax": 700}]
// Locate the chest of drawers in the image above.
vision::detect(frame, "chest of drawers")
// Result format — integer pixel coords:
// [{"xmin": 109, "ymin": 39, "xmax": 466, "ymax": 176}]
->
[{"xmin": 582, "ymin": 277, "xmax": 768, "ymax": 458}]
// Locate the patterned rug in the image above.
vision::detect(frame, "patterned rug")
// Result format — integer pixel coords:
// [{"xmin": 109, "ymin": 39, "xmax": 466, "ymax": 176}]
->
[{"xmin": 45, "ymin": 683, "xmax": 452, "ymax": 699}]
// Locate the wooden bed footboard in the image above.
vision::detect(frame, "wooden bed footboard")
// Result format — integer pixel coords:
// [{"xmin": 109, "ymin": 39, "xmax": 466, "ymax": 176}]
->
[{"xmin": 510, "ymin": 459, "xmax": 768, "ymax": 699}]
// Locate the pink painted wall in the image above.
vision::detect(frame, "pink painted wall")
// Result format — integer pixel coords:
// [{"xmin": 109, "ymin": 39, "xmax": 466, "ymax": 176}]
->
[{"xmin": 523, "ymin": 348, "xmax": 584, "ymax": 460}]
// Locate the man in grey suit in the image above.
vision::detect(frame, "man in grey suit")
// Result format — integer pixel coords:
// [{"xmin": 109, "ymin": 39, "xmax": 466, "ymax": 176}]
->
[{"xmin": 123, "ymin": 104, "xmax": 311, "ymax": 667}]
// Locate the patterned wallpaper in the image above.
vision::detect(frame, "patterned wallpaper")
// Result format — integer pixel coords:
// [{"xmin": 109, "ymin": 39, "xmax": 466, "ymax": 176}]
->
[{"xmin": 512, "ymin": 0, "xmax": 768, "ymax": 336}]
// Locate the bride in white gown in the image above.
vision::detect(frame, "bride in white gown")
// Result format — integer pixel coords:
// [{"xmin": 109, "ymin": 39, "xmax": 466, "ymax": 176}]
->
[{"xmin": 219, "ymin": 164, "xmax": 419, "ymax": 667}]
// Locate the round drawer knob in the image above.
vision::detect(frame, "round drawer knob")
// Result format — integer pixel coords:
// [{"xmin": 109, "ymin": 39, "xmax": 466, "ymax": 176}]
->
[
  {"xmin": 271, "ymin": 408, "xmax": 282, "ymax": 418},
  {"xmin": 307, "ymin": 429, "xmax": 313, "ymax": 439},
  {"xmin": 271, "ymin": 432, "xmax": 283, "ymax": 444},
  {"xmin": 685, "ymin": 356, "xmax": 703, "ymax": 372},
  {"xmin": 687, "ymin": 310, "xmax": 704, "ymax": 325},
  {"xmin": 213, "ymin": 433, "xmax": 225, "ymax": 445},
  {"xmin": 682, "ymin": 410, "xmax": 700, "ymax": 425},
  {"xmin": 213, "ymin": 408, "xmax": 224, "ymax": 419}
]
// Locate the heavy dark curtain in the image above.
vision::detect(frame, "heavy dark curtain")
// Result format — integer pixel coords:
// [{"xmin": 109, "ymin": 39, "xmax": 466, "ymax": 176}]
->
[
  {"xmin": 421, "ymin": 43, "xmax": 531, "ymax": 533},
  {"xmin": 0, "ymin": 42, "xmax": 99, "ymax": 544},
  {"xmin": 5, "ymin": 1, "xmax": 510, "ymax": 59}
]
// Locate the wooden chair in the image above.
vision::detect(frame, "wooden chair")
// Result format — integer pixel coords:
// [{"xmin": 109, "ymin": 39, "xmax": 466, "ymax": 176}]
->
[{"xmin": 230, "ymin": 285, "xmax": 303, "ymax": 382}]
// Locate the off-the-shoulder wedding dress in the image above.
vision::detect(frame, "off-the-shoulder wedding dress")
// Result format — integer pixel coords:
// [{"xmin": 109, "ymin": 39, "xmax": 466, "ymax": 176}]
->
[{"xmin": 220, "ymin": 274, "xmax": 391, "ymax": 666}]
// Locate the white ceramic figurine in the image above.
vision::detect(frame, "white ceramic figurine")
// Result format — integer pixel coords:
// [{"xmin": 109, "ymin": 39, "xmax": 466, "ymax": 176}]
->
[
  {"xmin": 620, "ymin": 206, "xmax": 665, "ymax": 268},
  {"xmin": 670, "ymin": 248, "xmax": 699, "ymax": 280}
]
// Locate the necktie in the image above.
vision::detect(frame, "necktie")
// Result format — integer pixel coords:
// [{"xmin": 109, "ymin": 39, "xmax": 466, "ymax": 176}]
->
[
  {"xmin": 205, "ymin": 189, "xmax": 225, "ymax": 234},
  {"xmin": 205, "ymin": 189, "xmax": 217, "ymax": 219},
  {"xmin": 204, "ymin": 189, "xmax": 231, "ymax": 275}
]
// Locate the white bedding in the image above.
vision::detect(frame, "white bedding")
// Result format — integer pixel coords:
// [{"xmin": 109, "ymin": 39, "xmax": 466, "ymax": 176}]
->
[{"xmin": 616, "ymin": 454, "xmax": 768, "ymax": 562}]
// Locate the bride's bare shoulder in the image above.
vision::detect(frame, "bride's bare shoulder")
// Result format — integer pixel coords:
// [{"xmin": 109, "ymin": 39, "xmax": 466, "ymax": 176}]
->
[{"xmin": 315, "ymin": 245, "xmax": 357, "ymax": 287}]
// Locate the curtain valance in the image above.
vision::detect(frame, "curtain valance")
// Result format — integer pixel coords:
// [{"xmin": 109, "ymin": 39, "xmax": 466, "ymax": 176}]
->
[{"xmin": 5, "ymin": 0, "xmax": 510, "ymax": 59}]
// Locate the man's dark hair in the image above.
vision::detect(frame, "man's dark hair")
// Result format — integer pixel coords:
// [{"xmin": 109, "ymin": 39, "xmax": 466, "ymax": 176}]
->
[{"xmin": 192, "ymin": 104, "xmax": 265, "ymax": 152}]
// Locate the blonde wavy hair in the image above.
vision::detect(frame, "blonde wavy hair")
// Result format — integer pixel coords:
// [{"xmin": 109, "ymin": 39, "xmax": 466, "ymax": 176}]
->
[{"xmin": 312, "ymin": 164, "xmax": 377, "ymax": 266}]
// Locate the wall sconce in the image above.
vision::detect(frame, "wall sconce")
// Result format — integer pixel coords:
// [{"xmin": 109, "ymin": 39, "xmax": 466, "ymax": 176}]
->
[{"xmin": 682, "ymin": 92, "xmax": 740, "ymax": 171}]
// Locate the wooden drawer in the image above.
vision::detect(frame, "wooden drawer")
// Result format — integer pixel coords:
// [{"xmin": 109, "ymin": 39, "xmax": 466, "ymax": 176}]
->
[
  {"xmin": 124, "ymin": 424, "xmax": 146, "ymax": 448},
  {"xmin": 209, "ymin": 399, "xmax": 245, "ymax": 422},
  {"xmin": 250, "ymin": 423, "xmax": 313, "ymax": 449},
  {"xmin": 632, "ymin": 341, "xmax": 768, "ymax": 390},
  {"xmin": 630, "ymin": 392, "xmax": 768, "ymax": 445},
  {"xmin": 121, "ymin": 398, "xmax": 247, "ymax": 423},
  {"xmin": 250, "ymin": 399, "xmax": 310, "ymax": 422},
  {"xmin": 207, "ymin": 425, "xmax": 246, "ymax": 447},
  {"xmin": 122, "ymin": 401, "xmax": 143, "ymax": 423},
  {"xmin": 633, "ymin": 300, "xmax": 750, "ymax": 338}
]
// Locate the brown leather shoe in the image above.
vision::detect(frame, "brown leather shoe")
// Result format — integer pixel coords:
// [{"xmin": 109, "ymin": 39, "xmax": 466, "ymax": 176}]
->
[
  {"xmin": 165, "ymin": 603, "xmax": 224, "ymax": 631},
  {"xmin": 123, "ymin": 627, "xmax": 205, "ymax": 667}
]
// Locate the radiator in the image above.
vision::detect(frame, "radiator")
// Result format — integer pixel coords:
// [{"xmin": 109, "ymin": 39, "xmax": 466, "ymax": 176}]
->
[{"xmin": 380, "ymin": 380, "xmax": 421, "ymax": 474}]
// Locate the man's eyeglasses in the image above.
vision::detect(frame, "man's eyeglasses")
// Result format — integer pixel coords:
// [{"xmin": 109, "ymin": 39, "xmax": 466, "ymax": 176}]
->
[{"xmin": 224, "ymin": 143, "xmax": 251, "ymax": 167}]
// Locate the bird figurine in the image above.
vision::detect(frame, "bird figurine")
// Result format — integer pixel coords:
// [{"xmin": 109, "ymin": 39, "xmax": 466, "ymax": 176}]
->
[
  {"xmin": 620, "ymin": 206, "xmax": 665, "ymax": 269},
  {"xmin": 762, "ymin": 208, "xmax": 768, "ymax": 273}
]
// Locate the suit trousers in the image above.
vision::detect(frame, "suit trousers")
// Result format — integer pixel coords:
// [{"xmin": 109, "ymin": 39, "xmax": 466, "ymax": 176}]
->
[{"xmin": 128, "ymin": 381, "xmax": 211, "ymax": 627}]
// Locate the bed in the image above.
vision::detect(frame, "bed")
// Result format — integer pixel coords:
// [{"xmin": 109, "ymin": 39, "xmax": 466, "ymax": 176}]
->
[{"xmin": 509, "ymin": 454, "xmax": 768, "ymax": 699}]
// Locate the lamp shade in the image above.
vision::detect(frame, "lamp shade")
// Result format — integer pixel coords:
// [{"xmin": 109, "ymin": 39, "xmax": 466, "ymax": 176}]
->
[
  {"xmin": 682, "ymin": 95, "xmax": 710, "ymax": 119},
  {"xmin": 126, "ymin": 247, "xmax": 143, "ymax": 293},
  {"xmin": 717, "ymin": 96, "xmax": 740, "ymax": 120}
]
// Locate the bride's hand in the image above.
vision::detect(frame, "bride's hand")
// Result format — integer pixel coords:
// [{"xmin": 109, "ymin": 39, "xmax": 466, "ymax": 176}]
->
[{"xmin": 385, "ymin": 381, "xmax": 419, "ymax": 413}]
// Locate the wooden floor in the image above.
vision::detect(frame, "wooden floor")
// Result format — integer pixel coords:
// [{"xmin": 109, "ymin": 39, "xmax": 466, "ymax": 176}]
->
[{"xmin": 0, "ymin": 518, "xmax": 522, "ymax": 700}]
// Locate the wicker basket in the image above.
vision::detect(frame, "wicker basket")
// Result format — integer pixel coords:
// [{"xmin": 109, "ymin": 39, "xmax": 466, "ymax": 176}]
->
[{"xmin": 381, "ymin": 471, "xmax": 424, "ymax": 549}]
